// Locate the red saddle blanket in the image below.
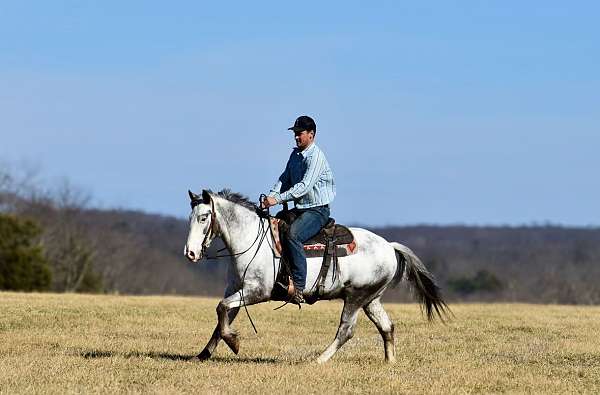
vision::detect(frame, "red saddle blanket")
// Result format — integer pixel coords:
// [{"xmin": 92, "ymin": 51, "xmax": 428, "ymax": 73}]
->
[{"xmin": 269, "ymin": 218, "xmax": 357, "ymax": 258}]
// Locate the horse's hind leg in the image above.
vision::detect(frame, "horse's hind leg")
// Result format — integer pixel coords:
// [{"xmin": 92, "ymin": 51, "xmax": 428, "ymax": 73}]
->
[
  {"xmin": 195, "ymin": 307, "xmax": 239, "ymax": 361},
  {"xmin": 317, "ymin": 299, "xmax": 361, "ymax": 364},
  {"xmin": 363, "ymin": 298, "xmax": 396, "ymax": 363}
]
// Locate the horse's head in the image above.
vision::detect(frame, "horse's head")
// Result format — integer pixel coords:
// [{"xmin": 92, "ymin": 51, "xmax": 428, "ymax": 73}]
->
[{"xmin": 184, "ymin": 189, "xmax": 218, "ymax": 263}]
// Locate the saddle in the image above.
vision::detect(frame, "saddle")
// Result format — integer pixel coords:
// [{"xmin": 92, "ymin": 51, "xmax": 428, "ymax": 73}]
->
[{"xmin": 269, "ymin": 210, "xmax": 357, "ymax": 304}]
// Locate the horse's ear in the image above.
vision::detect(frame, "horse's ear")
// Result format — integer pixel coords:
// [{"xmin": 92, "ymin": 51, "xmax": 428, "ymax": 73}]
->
[
  {"xmin": 188, "ymin": 190, "xmax": 200, "ymax": 202},
  {"xmin": 202, "ymin": 189, "xmax": 212, "ymax": 204}
]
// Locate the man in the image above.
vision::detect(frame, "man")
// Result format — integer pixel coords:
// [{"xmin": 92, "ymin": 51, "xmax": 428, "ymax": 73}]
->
[{"xmin": 262, "ymin": 115, "xmax": 336, "ymax": 305}]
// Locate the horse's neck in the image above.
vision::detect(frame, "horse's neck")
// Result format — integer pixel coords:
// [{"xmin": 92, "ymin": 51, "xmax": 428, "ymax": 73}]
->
[{"xmin": 215, "ymin": 200, "xmax": 264, "ymax": 257}]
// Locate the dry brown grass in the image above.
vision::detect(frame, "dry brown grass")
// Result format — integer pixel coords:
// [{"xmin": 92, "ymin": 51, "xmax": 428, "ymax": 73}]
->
[{"xmin": 1, "ymin": 292, "xmax": 600, "ymax": 394}]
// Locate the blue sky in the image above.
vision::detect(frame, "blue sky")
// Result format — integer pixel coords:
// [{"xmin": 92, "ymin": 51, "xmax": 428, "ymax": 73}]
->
[{"xmin": 1, "ymin": 1, "xmax": 598, "ymax": 225}]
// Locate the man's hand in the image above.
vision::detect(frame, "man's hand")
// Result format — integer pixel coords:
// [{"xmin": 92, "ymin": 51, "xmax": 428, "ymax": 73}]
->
[{"xmin": 261, "ymin": 196, "xmax": 278, "ymax": 209}]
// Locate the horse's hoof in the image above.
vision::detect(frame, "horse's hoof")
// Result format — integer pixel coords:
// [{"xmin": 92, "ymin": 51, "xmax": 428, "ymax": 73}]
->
[
  {"xmin": 192, "ymin": 349, "xmax": 212, "ymax": 361},
  {"xmin": 223, "ymin": 333, "xmax": 240, "ymax": 355}
]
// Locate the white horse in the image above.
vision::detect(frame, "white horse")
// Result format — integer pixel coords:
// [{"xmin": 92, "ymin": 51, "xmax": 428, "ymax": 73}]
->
[{"xmin": 184, "ymin": 189, "xmax": 448, "ymax": 363}]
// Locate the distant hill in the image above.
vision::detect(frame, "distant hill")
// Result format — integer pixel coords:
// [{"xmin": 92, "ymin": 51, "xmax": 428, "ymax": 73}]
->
[
  {"xmin": 373, "ymin": 225, "xmax": 600, "ymax": 304},
  {"xmin": 73, "ymin": 207, "xmax": 600, "ymax": 303},
  {"xmin": 74, "ymin": 208, "xmax": 230, "ymax": 296},
  {"xmin": 3, "ymin": 185, "xmax": 599, "ymax": 303}
]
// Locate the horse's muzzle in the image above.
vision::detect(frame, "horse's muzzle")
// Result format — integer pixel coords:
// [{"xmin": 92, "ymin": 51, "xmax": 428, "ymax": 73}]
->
[{"xmin": 184, "ymin": 247, "xmax": 202, "ymax": 263}]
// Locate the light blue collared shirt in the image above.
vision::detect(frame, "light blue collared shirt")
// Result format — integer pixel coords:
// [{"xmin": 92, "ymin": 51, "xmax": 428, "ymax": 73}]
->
[{"xmin": 269, "ymin": 143, "xmax": 336, "ymax": 209}]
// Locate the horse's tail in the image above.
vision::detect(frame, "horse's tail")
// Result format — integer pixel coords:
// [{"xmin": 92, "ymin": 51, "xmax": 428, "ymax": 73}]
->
[{"xmin": 390, "ymin": 242, "xmax": 450, "ymax": 321}]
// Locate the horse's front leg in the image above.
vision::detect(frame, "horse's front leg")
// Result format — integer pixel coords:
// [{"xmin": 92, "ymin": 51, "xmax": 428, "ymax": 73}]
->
[
  {"xmin": 195, "ymin": 307, "xmax": 239, "ymax": 361},
  {"xmin": 216, "ymin": 288, "xmax": 267, "ymax": 355},
  {"xmin": 194, "ymin": 284, "xmax": 240, "ymax": 361}
]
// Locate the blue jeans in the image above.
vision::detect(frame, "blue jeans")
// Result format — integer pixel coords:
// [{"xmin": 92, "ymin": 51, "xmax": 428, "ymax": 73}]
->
[{"xmin": 283, "ymin": 205, "xmax": 330, "ymax": 290}]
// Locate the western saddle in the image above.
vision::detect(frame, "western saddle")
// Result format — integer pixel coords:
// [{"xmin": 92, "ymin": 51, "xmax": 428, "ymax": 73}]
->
[{"xmin": 269, "ymin": 209, "xmax": 357, "ymax": 304}]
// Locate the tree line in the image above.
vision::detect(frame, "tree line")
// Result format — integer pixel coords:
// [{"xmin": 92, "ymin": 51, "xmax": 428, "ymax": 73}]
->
[
  {"xmin": 0, "ymin": 164, "xmax": 226, "ymax": 295},
  {"xmin": 375, "ymin": 225, "xmax": 600, "ymax": 304},
  {"xmin": 1, "ymin": 165, "xmax": 599, "ymax": 303}
]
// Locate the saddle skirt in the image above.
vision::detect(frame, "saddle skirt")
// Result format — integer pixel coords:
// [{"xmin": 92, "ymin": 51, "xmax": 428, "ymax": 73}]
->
[{"xmin": 269, "ymin": 217, "xmax": 357, "ymax": 258}]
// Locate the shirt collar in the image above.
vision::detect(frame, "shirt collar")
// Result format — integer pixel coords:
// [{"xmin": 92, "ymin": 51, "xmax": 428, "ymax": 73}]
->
[{"xmin": 294, "ymin": 142, "xmax": 316, "ymax": 158}]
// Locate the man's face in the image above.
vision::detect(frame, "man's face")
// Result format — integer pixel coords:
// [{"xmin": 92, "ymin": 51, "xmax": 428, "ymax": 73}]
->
[{"xmin": 294, "ymin": 130, "xmax": 314, "ymax": 150}]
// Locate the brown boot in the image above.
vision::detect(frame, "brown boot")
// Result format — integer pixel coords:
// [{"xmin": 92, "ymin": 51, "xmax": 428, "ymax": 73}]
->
[{"xmin": 290, "ymin": 287, "xmax": 305, "ymax": 306}]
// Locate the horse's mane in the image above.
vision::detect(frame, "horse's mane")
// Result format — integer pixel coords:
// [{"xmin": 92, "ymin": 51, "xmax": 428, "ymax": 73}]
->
[{"xmin": 209, "ymin": 188, "xmax": 257, "ymax": 211}]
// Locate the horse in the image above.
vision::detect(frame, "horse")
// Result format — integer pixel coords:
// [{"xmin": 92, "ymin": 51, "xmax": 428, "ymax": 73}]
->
[{"xmin": 184, "ymin": 189, "xmax": 448, "ymax": 363}]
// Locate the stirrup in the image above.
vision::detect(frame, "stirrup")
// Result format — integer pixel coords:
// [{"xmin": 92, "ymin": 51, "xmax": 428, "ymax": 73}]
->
[
  {"xmin": 289, "ymin": 287, "xmax": 304, "ymax": 308},
  {"xmin": 273, "ymin": 285, "xmax": 304, "ymax": 310}
]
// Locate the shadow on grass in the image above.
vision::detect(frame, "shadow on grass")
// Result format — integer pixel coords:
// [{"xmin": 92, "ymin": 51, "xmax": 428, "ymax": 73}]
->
[{"xmin": 80, "ymin": 349, "xmax": 278, "ymax": 364}]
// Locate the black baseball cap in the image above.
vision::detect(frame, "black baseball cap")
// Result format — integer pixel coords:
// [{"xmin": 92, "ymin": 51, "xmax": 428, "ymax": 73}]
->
[{"xmin": 288, "ymin": 115, "xmax": 316, "ymax": 133}]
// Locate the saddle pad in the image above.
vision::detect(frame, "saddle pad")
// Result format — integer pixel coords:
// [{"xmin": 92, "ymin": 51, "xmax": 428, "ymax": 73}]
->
[{"xmin": 269, "ymin": 218, "xmax": 357, "ymax": 258}]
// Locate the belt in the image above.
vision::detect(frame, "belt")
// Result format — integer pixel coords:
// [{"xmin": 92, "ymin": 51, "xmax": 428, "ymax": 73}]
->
[{"xmin": 293, "ymin": 204, "xmax": 329, "ymax": 210}]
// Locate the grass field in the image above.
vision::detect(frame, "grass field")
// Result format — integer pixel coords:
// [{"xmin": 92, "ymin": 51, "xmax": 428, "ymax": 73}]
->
[{"xmin": 1, "ymin": 292, "xmax": 600, "ymax": 394}]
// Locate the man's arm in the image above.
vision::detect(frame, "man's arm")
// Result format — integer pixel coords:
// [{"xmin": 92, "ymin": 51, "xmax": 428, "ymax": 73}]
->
[{"xmin": 277, "ymin": 150, "xmax": 326, "ymax": 203}]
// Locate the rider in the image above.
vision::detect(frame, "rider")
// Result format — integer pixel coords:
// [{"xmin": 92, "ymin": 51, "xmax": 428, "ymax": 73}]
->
[{"xmin": 261, "ymin": 115, "xmax": 336, "ymax": 305}]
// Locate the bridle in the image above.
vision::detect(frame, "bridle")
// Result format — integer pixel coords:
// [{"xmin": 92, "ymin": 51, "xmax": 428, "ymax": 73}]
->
[
  {"xmin": 190, "ymin": 197, "xmax": 217, "ymax": 258},
  {"xmin": 202, "ymin": 198, "xmax": 218, "ymax": 258}
]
